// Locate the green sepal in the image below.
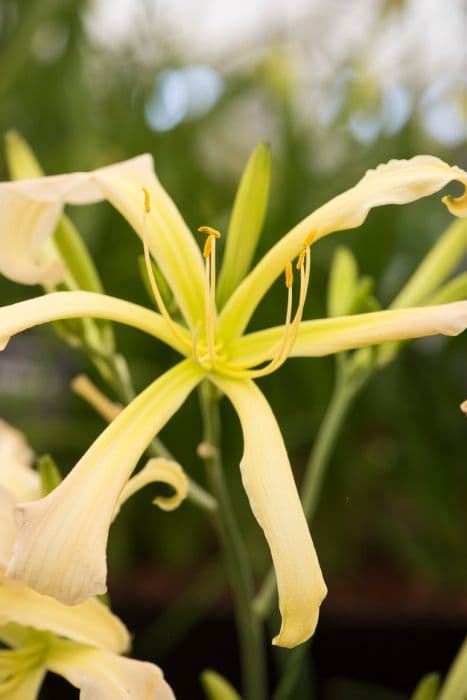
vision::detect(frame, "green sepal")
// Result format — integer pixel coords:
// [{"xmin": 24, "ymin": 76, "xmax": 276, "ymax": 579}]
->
[
  {"xmin": 411, "ymin": 673, "xmax": 441, "ymax": 700},
  {"xmin": 37, "ymin": 454, "xmax": 62, "ymax": 496},
  {"xmin": 328, "ymin": 246, "xmax": 359, "ymax": 317},
  {"xmin": 216, "ymin": 143, "xmax": 271, "ymax": 308},
  {"xmin": 201, "ymin": 669, "xmax": 242, "ymax": 700}
]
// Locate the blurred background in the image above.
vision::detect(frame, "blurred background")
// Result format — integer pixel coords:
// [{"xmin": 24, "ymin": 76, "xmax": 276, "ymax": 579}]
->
[{"xmin": 0, "ymin": 0, "xmax": 466, "ymax": 697}]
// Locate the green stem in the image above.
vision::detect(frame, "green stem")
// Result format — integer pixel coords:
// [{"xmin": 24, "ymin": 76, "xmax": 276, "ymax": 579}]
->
[{"xmin": 199, "ymin": 381, "xmax": 267, "ymax": 700}]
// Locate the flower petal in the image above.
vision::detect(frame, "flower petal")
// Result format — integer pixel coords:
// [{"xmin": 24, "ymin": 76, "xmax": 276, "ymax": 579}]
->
[
  {"xmin": 229, "ymin": 301, "xmax": 467, "ymax": 365},
  {"xmin": 0, "ymin": 666, "xmax": 46, "ymax": 700},
  {"xmin": 116, "ymin": 458, "xmax": 189, "ymax": 515},
  {"xmin": 0, "ymin": 581, "xmax": 129, "ymax": 653},
  {"xmin": 7, "ymin": 360, "xmax": 203, "ymax": 604},
  {"xmin": 219, "ymin": 156, "xmax": 467, "ymax": 340},
  {"xmin": 46, "ymin": 640, "xmax": 175, "ymax": 700},
  {"xmin": 0, "ymin": 487, "xmax": 17, "ymax": 571},
  {"xmin": 0, "ymin": 291, "xmax": 190, "ymax": 354},
  {"xmin": 211, "ymin": 375, "xmax": 327, "ymax": 648},
  {"xmin": 0, "ymin": 155, "xmax": 205, "ymax": 327},
  {"xmin": 0, "ymin": 420, "xmax": 40, "ymax": 502}
]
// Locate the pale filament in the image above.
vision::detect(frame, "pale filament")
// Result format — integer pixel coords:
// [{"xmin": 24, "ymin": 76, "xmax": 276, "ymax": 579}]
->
[
  {"xmin": 224, "ymin": 246, "xmax": 311, "ymax": 379},
  {"xmin": 198, "ymin": 226, "xmax": 221, "ymax": 369},
  {"xmin": 141, "ymin": 189, "xmax": 192, "ymax": 354}
]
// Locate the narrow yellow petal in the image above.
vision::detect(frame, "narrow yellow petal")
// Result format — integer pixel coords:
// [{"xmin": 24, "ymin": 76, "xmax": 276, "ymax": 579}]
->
[
  {"xmin": 0, "ymin": 291, "xmax": 190, "ymax": 355},
  {"xmin": 46, "ymin": 640, "xmax": 175, "ymax": 699},
  {"xmin": 0, "ymin": 666, "xmax": 46, "ymax": 700},
  {"xmin": 211, "ymin": 375, "xmax": 327, "ymax": 648},
  {"xmin": 219, "ymin": 156, "xmax": 467, "ymax": 340},
  {"xmin": 230, "ymin": 301, "xmax": 467, "ymax": 364},
  {"xmin": 115, "ymin": 458, "xmax": 188, "ymax": 515},
  {"xmin": 7, "ymin": 360, "xmax": 204, "ymax": 604},
  {"xmin": 0, "ymin": 581, "xmax": 129, "ymax": 653}
]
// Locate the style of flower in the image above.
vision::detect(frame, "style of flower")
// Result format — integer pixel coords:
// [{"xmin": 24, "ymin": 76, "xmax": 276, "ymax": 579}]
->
[
  {"xmin": 0, "ymin": 420, "xmax": 175, "ymax": 699},
  {"xmin": 0, "ymin": 153, "xmax": 466, "ymax": 648}
]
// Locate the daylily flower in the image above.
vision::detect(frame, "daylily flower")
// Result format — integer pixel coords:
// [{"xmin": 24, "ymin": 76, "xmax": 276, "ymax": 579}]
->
[
  {"xmin": 0, "ymin": 420, "xmax": 175, "ymax": 698},
  {"xmin": 0, "ymin": 153, "xmax": 466, "ymax": 648}
]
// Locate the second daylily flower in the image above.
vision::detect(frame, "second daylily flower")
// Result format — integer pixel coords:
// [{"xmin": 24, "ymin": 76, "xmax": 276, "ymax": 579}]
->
[{"xmin": 0, "ymin": 151, "xmax": 466, "ymax": 648}]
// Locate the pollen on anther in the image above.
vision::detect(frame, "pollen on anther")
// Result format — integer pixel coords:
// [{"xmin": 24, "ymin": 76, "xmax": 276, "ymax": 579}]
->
[
  {"xmin": 198, "ymin": 225, "xmax": 221, "ymax": 239},
  {"xmin": 296, "ymin": 249, "xmax": 306, "ymax": 270},
  {"xmin": 303, "ymin": 230, "xmax": 316, "ymax": 247},
  {"xmin": 143, "ymin": 188, "xmax": 151, "ymax": 213},
  {"xmin": 203, "ymin": 236, "xmax": 213, "ymax": 259},
  {"xmin": 285, "ymin": 262, "xmax": 293, "ymax": 288}
]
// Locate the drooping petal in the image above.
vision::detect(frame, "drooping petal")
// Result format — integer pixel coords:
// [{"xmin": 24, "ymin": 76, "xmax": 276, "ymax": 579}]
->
[
  {"xmin": 116, "ymin": 458, "xmax": 188, "ymax": 515},
  {"xmin": 7, "ymin": 360, "xmax": 204, "ymax": 604},
  {"xmin": 211, "ymin": 375, "xmax": 327, "ymax": 648},
  {"xmin": 0, "ymin": 155, "xmax": 205, "ymax": 328},
  {"xmin": 219, "ymin": 156, "xmax": 467, "ymax": 340},
  {"xmin": 0, "ymin": 291, "xmax": 190, "ymax": 354},
  {"xmin": 46, "ymin": 640, "xmax": 175, "ymax": 700},
  {"xmin": 0, "ymin": 488, "xmax": 17, "ymax": 571},
  {"xmin": 0, "ymin": 581, "xmax": 129, "ymax": 653},
  {"xmin": 229, "ymin": 301, "xmax": 467, "ymax": 365},
  {"xmin": 0, "ymin": 666, "xmax": 46, "ymax": 700},
  {"xmin": 0, "ymin": 420, "xmax": 40, "ymax": 501}
]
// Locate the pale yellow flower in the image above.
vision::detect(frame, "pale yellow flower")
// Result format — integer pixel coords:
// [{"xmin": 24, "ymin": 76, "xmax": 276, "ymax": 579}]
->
[
  {"xmin": 0, "ymin": 420, "xmax": 175, "ymax": 699},
  {"xmin": 0, "ymin": 153, "xmax": 466, "ymax": 647}
]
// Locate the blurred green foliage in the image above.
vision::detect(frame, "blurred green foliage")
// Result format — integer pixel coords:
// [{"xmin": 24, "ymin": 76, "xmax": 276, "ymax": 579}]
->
[{"xmin": 0, "ymin": 2, "xmax": 466, "ymax": 685}]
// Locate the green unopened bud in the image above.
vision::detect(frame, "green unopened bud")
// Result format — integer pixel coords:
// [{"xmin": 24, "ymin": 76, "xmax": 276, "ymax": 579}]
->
[
  {"xmin": 411, "ymin": 673, "xmax": 441, "ymax": 700},
  {"xmin": 201, "ymin": 670, "xmax": 242, "ymax": 700},
  {"xmin": 38, "ymin": 454, "xmax": 62, "ymax": 496},
  {"xmin": 4, "ymin": 130, "xmax": 43, "ymax": 179},
  {"xmin": 424, "ymin": 272, "xmax": 467, "ymax": 306},
  {"xmin": 438, "ymin": 637, "xmax": 467, "ymax": 700},
  {"xmin": 391, "ymin": 219, "xmax": 467, "ymax": 309},
  {"xmin": 216, "ymin": 143, "xmax": 271, "ymax": 308},
  {"xmin": 328, "ymin": 246, "xmax": 359, "ymax": 316}
]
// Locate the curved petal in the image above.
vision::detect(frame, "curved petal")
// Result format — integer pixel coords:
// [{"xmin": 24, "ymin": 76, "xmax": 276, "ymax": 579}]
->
[
  {"xmin": 116, "ymin": 458, "xmax": 189, "ymax": 515},
  {"xmin": 0, "ymin": 155, "xmax": 205, "ymax": 327},
  {"xmin": 0, "ymin": 291, "xmax": 190, "ymax": 355},
  {"xmin": 7, "ymin": 360, "xmax": 204, "ymax": 604},
  {"xmin": 46, "ymin": 640, "xmax": 175, "ymax": 700},
  {"xmin": 0, "ymin": 666, "xmax": 46, "ymax": 700},
  {"xmin": 0, "ymin": 581, "xmax": 129, "ymax": 653},
  {"xmin": 0, "ymin": 420, "xmax": 40, "ymax": 502},
  {"xmin": 219, "ymin": 156, "xmax": 467, "ymax": 340},
  {"xmin": 211, "ymin": 375, "xmax": 327, "ymax": 648},
  {"xmin": 229, "ymin": 301, "xmax": 467, "ymax": 365},
  {"xmin": 0, "ymin": 488, "xmax": 17, "ymax": 571}
]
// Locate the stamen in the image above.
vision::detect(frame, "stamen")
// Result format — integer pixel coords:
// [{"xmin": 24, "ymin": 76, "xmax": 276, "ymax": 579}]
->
[
  {"xmin": 198, "ymin": 225, "xmax": 222, "ymax": 369},
  {"xmin": 285, "ymin": 262, "xmax": 293, "ymax": 288},
  {"xmin": 141, "ymin": 189, "xmax": 191, "ymax": 354},
  {"xmin": 225, "ymin": 246, "xmax": 312, "ymax": 379},
  {"xmin": 296, "ymin": 249, "xmax": 306, "ymax": 271},
  {"xmin": 303, "ymin": 230, "xmax": 316, "ymax": 247}
]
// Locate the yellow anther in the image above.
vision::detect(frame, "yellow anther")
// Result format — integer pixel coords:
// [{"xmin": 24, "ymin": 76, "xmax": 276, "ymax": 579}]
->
[
  {"xmin": 143, "ymin": 187, "xmax": 151, "ymax": 214},
  {"xmin": 285, "ymin": 262, "xmax": 293, "ymax": 289},
  {"xmin": 296, "ymin": 249, "xmax": 307, "ymax": 270},
  {"xmin": 303, "ymin": 230, "xmax": 316, "ymax": 247},
  {"xmin": 198, "ymin": 225, "xmax": 221, "ymax": 239},
  {"xmin": 203, "ymin": 236, "xmax": 213, "ymax": 259}
]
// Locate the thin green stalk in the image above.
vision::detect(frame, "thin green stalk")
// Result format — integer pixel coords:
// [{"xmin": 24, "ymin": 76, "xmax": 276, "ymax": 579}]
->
[{"xmin": 199, "ymin": 382, "xmax": 267, "ymax": 700}]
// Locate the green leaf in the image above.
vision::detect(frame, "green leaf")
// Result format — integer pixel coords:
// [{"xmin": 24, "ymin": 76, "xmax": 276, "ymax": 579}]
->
[
  {"xmin": 411, "ymin": 673, "xmax": 441, "ymax": 700},
  {"xmin": 391, "ymin": 218, "xmax": 467, "ymax": 309},
  {"xmin": 216, "ymin": 143, "xmax": 271, "ymax": 308},
  {"xmin": 439, "ymin": 638, "xmax": 467, "ymax": 700},
  {"xmin": 201, "ymin": 670, "xmax": 242, "ymax": 700},
  {"xmin": 37, "ymin": 454, "xmax": 63, "ymax": 496},
  {"xmin": 328, "ymin": 246, "xmax": 359, "ymax": 317}
]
